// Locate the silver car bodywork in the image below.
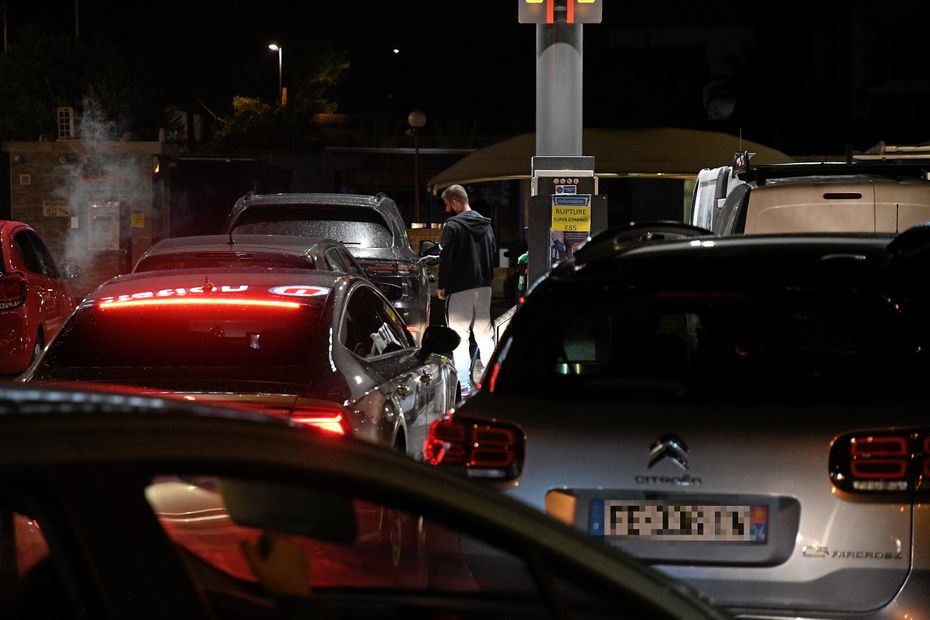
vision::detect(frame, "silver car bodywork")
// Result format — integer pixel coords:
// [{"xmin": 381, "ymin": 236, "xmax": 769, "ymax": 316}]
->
[
  {"xmin": 456, "ymin": 233, "xmax": 930, "ymax": 618},
  {"xmin": 22, "ymin": 269, "xmax": 457, "ymax": 459}
]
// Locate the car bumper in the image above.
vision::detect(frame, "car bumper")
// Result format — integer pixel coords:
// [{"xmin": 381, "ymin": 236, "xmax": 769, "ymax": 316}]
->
[{"xmin": 726, "ymin": 568, "xmax": 930, "ymax": 619}]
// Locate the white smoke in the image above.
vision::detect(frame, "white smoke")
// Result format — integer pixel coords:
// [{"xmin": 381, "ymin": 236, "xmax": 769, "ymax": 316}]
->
[{"xmin": 52, "ymin": 99, "xmax": 154, "ymax": 293}]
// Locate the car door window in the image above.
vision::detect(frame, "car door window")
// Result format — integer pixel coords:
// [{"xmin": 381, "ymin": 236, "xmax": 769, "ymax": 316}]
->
[
  {"xmin": 145, "ymin": 473, "xmax": 626, "ymax": 619},
  {"xmin": 323, "ymin": 248, "xmax": 349, "ymax": 273},
  {"xmin": 341, "ymin": 286, "xmax": 411, "ymax": 358},
  {"xmin": 13, "ymin": 232, "xmax": 43, "ymax": 275},
  {"xmin": 338, "ymin": 248, "xmax": 365, "ymax": 277},
  {"xmin": 28, "ymin": 232, "xmax": 62, "ymax": 279}
]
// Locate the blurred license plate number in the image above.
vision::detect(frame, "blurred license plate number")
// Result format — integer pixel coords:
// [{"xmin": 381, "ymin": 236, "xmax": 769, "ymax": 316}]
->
[{"xmin": 590, "ymin": 500, "xmax": 768, "ymax": 543}]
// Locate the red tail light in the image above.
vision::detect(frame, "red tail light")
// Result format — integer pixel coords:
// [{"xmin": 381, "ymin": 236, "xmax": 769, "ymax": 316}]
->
[
  {"xmin": 292, "ymin": 406, "xmax": 350, "ymax": 435},
  {"xmin": 830, "ymin": 430, "xmax": 929, "ymax": 497},
  {"xmin": 243, "ymin": 403, "xmax": 351, "ymax": 436},
  {"xmin": 424, "ymin": 414, "xmax": 524, "ymax": 481},
  {"xmin": 0, "ymin": 273, "xmax": 27, "ymax": 310},
  {"xmin": 850, "ymin": 436, "xmax": 908, "ymax": 479}
]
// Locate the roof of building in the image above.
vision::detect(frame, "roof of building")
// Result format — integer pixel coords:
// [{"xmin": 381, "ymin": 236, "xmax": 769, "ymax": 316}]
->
[{"xmin": 427, "ymin": 127, "xmax": 794, "ymax": 192}]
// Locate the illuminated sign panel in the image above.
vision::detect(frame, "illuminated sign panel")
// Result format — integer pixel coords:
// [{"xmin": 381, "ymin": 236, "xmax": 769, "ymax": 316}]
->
[{"xmin": 519, "ymin": 0, "xmax": 602, "ymax": 24}]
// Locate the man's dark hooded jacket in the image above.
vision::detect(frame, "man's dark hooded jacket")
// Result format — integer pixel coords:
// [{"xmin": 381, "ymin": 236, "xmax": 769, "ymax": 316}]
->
[{"xmin": 439, "ymin": 210, "xmax": 495, "ymax": 295}]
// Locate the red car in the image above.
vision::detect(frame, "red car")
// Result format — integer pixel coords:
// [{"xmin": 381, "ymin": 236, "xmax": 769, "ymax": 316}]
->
[{"xmin": 0, "ymin": 221, "xmax": 76, "ymax": 375}]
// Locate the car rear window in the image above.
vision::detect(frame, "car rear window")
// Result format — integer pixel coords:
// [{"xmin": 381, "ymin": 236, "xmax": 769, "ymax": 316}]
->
[
  {"xmin": 135, "ymin": 252, "xmax": 317, "ymax": 273},
  {"xmin": 232, "ymin": 206, "xmax": 394, "ymax": 249},
  {"xmin": 32, "ymin": 298, "xmax": 324, "ymax": 389},
  {"xmin": 494, "ymin": 287, "xmax": 927, "ymax": 403}
]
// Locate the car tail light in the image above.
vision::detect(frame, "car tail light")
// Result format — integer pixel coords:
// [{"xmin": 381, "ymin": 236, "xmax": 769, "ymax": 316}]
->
[
  {"xmin": 245, "ymin": 404, "xmax": 351, "ymax": 436},
  {"xmin": 360, "ymin": 260, "xmax": 418, "ymax": 276},
  {"xmin": 0, "ymin": 273, "xmax": 27, "ymax": 310},
  {"xmin": 424, "ymin": 414, "xmax": 525, "ymax": 481},
  {"xmin": 291, "ymin": 405, "xmax": 351, "ymax": 435},
  {"xmin": 830, "ymin": 430, "xmax": 930, "ymax": 497}
]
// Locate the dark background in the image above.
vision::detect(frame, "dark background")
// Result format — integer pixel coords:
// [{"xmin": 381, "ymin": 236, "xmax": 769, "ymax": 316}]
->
[{"xmin": 3, "ymin": 1, "xmax": 929, "ymax": 155}]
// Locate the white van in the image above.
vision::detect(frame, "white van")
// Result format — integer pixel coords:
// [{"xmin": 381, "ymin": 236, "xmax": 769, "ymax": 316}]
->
[{"xmin": 702, "ymin": 163, "xmax": 930, "ymax": 235}]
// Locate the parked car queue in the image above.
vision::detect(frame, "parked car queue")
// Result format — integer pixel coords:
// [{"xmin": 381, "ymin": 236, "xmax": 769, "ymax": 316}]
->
[{"xmin": 15, "ymin": 181, "xmax": 930, "ymax": 619}]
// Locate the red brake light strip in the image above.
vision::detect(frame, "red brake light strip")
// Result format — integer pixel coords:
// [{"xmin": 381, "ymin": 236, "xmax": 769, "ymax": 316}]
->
[{"xmin": 98, "ymin": 298, "xmax": 302, "ymax": 310}]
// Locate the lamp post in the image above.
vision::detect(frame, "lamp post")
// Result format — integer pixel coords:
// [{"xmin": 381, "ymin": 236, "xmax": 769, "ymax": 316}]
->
[
  {"xmin": 268, "ymin": 43, "xmax": 283, "ymax": 105},
  {"xmin": 407, "ymin": 110, "xmax": 427, "ymax": 222}
]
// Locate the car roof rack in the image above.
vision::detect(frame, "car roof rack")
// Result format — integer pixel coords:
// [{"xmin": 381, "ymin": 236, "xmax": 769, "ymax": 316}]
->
[{"xmin": 739, "ymin": 161, "xmax": 930, "ymax": 185}]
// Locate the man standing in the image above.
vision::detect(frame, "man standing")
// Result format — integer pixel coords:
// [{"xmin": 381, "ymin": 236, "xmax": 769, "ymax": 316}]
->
[{"xmin": 438, "ymin": 184, "xmax": 496, "ymax": 397}]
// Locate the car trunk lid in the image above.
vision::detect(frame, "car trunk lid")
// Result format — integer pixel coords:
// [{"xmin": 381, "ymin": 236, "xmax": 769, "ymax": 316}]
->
[{"xmin": 460, "ymin": 393, "xmax": 916, "ymax": 614}]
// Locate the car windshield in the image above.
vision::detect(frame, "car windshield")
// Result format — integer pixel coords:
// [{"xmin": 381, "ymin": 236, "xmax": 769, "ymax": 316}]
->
[
  {"xmin": 494, "ymin": 286, "xmax": 926, "ymax": 403},
  {"xmin": 32, "ymin": 299, "xmax": 325, "ymax": 390},
  {"xmin": 232, "ymin": 205, "xmax": 394, "ymax": 248},
  {"xmin": 135, "ymin": 252, "xmax": 317, "ymax": 273}
]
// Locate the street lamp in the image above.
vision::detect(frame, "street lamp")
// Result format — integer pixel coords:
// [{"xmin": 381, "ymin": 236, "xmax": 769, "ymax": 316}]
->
[
  {"xmin": 407, "ymin": 110, "xmax": 427, "ymax": 222},
  {"xmin": 268, "ymin": 43, "xmax": 283, "ymax": 105}
]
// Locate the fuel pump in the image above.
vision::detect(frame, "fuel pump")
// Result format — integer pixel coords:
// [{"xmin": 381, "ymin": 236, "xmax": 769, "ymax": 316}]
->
[{"xmin": 527, "ymin": 156, "xmax": 607, "ymax": 285}]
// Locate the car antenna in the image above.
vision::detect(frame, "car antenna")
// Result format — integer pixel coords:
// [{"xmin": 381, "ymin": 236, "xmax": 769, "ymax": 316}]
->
[
  {"xmin": 202, "ymin": 276, "xmax": 215, "ymax": 293},
  {"xmin": 227, "ymin": 230, "xmax": 235, "ymax": 246}
]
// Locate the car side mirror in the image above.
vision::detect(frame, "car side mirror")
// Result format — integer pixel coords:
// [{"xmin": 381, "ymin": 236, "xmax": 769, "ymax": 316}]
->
[
  {"xmin": 419, "ymin": 325, "xmax": 460, "ymax": 358},
  {"xmin": 419, "ymin": 240, "xmax": 440, "ymax": 257},
  {"xmin": 60, "ymin": 262, "xmax": 82, "ymax": 280}
]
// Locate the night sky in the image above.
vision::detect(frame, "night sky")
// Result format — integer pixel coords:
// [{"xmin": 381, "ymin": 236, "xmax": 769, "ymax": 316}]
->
[{"xmin": 5, "ymin": 1, "xmax": 930, "ymax": 155}]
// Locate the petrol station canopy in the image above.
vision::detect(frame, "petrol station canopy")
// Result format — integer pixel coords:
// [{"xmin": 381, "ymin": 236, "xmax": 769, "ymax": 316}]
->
[{"xmin": 427, "ymin": 127, "xmax": 794, "ymax": 193}]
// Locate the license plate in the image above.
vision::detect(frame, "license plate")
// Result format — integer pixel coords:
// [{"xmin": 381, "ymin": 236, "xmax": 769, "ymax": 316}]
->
[{"xmin": 589, "ymin": 500, "xmax": 768, "ymax": 543}]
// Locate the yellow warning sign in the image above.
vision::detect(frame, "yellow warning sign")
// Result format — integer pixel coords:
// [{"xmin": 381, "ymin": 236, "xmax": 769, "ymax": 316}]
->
[
  {"xmin": 551, "ymin": 206, "xmax": 590, "ymax": 232},
  {"xmin": 130, "ymin": 211, "xmax": 145, "ymax": 228}
]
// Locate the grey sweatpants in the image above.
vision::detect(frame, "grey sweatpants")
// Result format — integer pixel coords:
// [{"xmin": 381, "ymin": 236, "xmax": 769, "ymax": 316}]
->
[{"xmin": 446, "ymin": 287, "xmax": 495, "ymax": 388}]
